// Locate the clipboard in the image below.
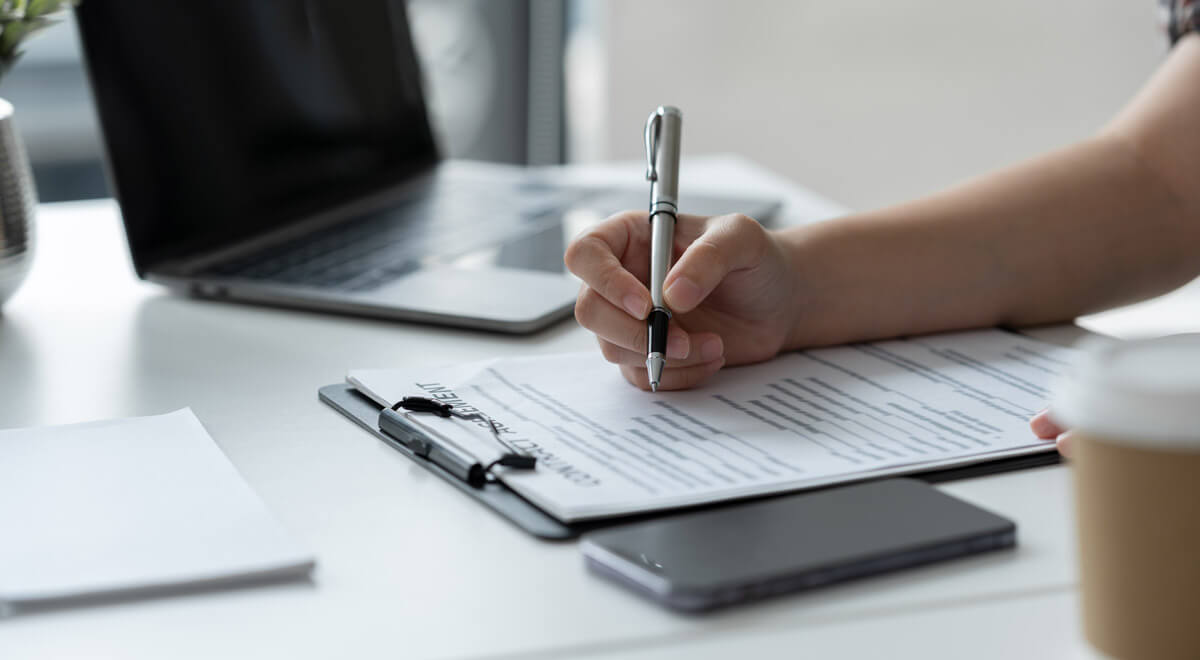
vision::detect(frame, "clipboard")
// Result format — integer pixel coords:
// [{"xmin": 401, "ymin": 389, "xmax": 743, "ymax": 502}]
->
[{"xmin": 319, "ymin": 383, "xmax": 1061, "ymax": 541}]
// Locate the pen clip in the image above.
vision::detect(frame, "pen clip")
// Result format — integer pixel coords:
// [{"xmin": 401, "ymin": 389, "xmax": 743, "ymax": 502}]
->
[{"xmin": 644, "ymin": 108, "xmax": 663, "ymax": 181}]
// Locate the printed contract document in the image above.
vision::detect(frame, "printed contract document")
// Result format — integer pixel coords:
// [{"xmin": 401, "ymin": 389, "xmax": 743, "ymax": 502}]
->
[{"xmin": 350, "ymin": 329, "xmax": 1072, "ymax": 522}]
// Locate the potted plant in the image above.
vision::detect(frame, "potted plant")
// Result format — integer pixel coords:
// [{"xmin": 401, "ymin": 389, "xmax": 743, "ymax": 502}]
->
[{"xmin": 0, "ymin": 0, "xmax": 77, "ymax": 310}]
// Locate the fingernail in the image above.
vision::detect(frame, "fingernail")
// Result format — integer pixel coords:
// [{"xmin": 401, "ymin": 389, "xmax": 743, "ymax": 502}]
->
[
  {"xmin": 700, "ymin": 337, "xmax": 723, "ymax": 362},
  {"xmin": 1056, "ymin": 431, "xmax": 1073, "ymax": 459},
  {"xmin": 664, "ymin": 278, "xmax": 703, "ymax": 311},
  {"xmin": 666, "ymin": 333, "xmax": 689, "ymax": 359},
  {"xmin": 623, "ymin": 294, "xmax": 649, "ymax": 319}
]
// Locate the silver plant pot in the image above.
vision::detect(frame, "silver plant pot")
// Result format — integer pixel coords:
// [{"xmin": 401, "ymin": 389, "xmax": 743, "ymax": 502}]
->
[{"xmin": 0, "ymin": 98, "xmax": 36, "ymax": 310}]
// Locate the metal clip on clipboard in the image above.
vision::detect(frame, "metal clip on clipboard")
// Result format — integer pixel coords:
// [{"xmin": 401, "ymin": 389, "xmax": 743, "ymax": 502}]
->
[{"xmin": 378, "ymin": 397, "xmax": 536, "ymax": 488}]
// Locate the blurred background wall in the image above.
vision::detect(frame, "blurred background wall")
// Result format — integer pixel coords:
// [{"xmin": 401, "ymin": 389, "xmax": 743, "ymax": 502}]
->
[
  {"xmin": 570, "ymin": 0, "xmax": 1169, "ymax": 210},
  {"xmin": 3, "ymin": 0, "xmax": 1169, "ymax": 212}
]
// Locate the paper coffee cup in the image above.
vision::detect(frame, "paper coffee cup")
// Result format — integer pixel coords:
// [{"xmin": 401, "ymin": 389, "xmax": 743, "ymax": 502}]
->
[{"xmin": 1053, "ymin": 334, "xmax": 1200, "ymax": 660}]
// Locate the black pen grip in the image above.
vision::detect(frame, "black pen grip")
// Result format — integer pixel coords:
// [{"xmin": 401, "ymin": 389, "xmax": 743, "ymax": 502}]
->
[{"xmin": 647, "ymin": 308, "xmax": 670, "ymax": 355}]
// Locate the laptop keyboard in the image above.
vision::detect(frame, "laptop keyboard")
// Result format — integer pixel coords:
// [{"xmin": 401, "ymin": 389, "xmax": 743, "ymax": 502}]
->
[{"xmin": 202, "ymin": 183, "xmax": 581, "ymax": 291}]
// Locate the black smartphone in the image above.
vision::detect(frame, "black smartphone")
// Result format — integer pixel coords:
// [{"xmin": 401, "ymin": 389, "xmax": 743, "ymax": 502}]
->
[{"xmin": 581, "ymin": 478, "xmax": 1015, "ymax": 612}]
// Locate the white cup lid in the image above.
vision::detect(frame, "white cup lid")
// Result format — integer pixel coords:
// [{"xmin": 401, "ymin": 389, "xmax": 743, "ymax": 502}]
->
[{"xmin": 1052, "ymin": 334, "xmax": 1200, "ymax": 450}]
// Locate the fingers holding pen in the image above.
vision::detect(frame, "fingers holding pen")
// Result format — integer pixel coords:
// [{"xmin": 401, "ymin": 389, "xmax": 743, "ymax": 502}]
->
[
  {"xmin": 620, "ymin": 358, "xmax": 726, "ymax": 392},
  {"xmin": 576, "ymin": 285, "xmax": 704, "ymax": 362},
  {"xmin": 564, "ymin": 212, "xmax": 652, "ymax": 318},
  {"xmin": 597, "ymin": 331, "xmax": 725, "ymax": 369},
  {"xmin": 664, "ymin": 213, "xmax": 767, "ymax": 313},
  {"xmin": 566, "ymin": 210, "xmax": 736, "ymax": 392}
]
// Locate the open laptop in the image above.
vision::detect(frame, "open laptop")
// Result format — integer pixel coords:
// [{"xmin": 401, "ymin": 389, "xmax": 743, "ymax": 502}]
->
[{"xmin": 75, "ymin": 1, "xmax": 780, "ymax": 333}]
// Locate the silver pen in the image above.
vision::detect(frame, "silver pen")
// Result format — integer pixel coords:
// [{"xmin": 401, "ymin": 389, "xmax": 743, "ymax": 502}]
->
[{"xmin": 643, "ymin": 106, "xmax": 682, "ymax": 392}]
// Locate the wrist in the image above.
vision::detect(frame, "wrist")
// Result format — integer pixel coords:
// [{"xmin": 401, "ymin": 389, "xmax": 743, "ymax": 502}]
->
[
  {"xmin": 773, "ymin": 217, "xmax": 891, "ymax": 352},
  {"xmin": 773, "ymin": 222, "xmax": 832, "ymax": 351}
]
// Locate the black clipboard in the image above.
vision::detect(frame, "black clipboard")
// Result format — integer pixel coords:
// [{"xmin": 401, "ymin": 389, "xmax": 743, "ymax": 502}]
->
[{"xmin": 319, "ymin": 383, "xmax": 1061, "ymax": 541}]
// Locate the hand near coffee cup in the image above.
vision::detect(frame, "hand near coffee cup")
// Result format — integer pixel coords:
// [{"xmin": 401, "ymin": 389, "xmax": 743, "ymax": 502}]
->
[
  {"xmin": 1051, "ymin": 334, "xmax": 1200, "ymax": 660},
  {"xmin": 1029, "ymin": 409, "xmax": 1073, "ymax": 456}
]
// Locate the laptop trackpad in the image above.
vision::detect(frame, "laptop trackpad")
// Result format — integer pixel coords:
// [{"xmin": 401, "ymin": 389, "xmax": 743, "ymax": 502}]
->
[{"xmin": 363, "ymin": 266, "xmax": 579, "ymax": 327}]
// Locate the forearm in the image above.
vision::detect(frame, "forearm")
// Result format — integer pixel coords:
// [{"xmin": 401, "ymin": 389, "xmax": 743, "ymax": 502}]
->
[
  {"xmin": 781, "ymin": 37, "xmax": 1200, "ymax": 349},
  {"xmin": 782, "ymin": 135, "xmax": 1195, "ymax": 347}
]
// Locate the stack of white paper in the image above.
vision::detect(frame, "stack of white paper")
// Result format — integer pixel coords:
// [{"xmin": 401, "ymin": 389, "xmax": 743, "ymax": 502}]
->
[
  {"xmin": 0, "ymin": 409, "xmax": 314, "ymax": 611},
  {"xmin": 351, "ymin": 329, "xmax": 1073, "ymax": 522}
]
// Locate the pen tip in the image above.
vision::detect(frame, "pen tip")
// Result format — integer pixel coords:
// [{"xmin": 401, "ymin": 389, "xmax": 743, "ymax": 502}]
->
[{"xmin": 646, "ymin": 354, "xmax": 665, "ymax": 393}]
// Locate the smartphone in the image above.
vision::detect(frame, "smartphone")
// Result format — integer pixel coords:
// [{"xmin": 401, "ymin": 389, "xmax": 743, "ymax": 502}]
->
[{"xmin": 581, "ymin": 478, "xmax": 1015, "ymax": 611}]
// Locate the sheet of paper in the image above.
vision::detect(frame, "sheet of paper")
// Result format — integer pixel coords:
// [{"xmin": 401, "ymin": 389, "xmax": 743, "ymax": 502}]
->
[
  {"xmin": 350, "ymin": 329, "xmax": 1073, "ymax": 522},
  {"xmin": 0, "ymin": 409, "xmax": 314, "ymax": 609}
]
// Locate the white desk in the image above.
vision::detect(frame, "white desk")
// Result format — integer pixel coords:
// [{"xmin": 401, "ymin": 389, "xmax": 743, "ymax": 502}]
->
[{"xmin": 3, "ymin": 156, "xmax": 1195, "ymax": 659}]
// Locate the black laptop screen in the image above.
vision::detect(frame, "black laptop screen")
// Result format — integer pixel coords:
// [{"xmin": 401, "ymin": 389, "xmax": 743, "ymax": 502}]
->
[{"xmin": 76, "ymin": 0, "xmax": 438, "ymax": 275}]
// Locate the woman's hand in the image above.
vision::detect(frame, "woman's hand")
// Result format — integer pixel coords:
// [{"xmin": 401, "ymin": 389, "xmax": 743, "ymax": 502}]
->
[
  {"xmin": 1030, "ymin": 409, "xmax": 1073, "ymax": 456},
  {"xmin": 564, "ymin": 211, "xmax": 799, "ymax": 390}
]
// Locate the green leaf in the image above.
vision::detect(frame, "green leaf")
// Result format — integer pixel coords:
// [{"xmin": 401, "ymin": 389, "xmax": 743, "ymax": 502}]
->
[
  {"xmin": 0, "ymin": 17, "xmax": 52, "ymax": 57},
  {"xmin": 0, "ymin": 0, "xmax": 75, "ymax": 84},
  {"xmin": 26, "ymin": 0, "xmax": 71, "ymax": 19}
]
